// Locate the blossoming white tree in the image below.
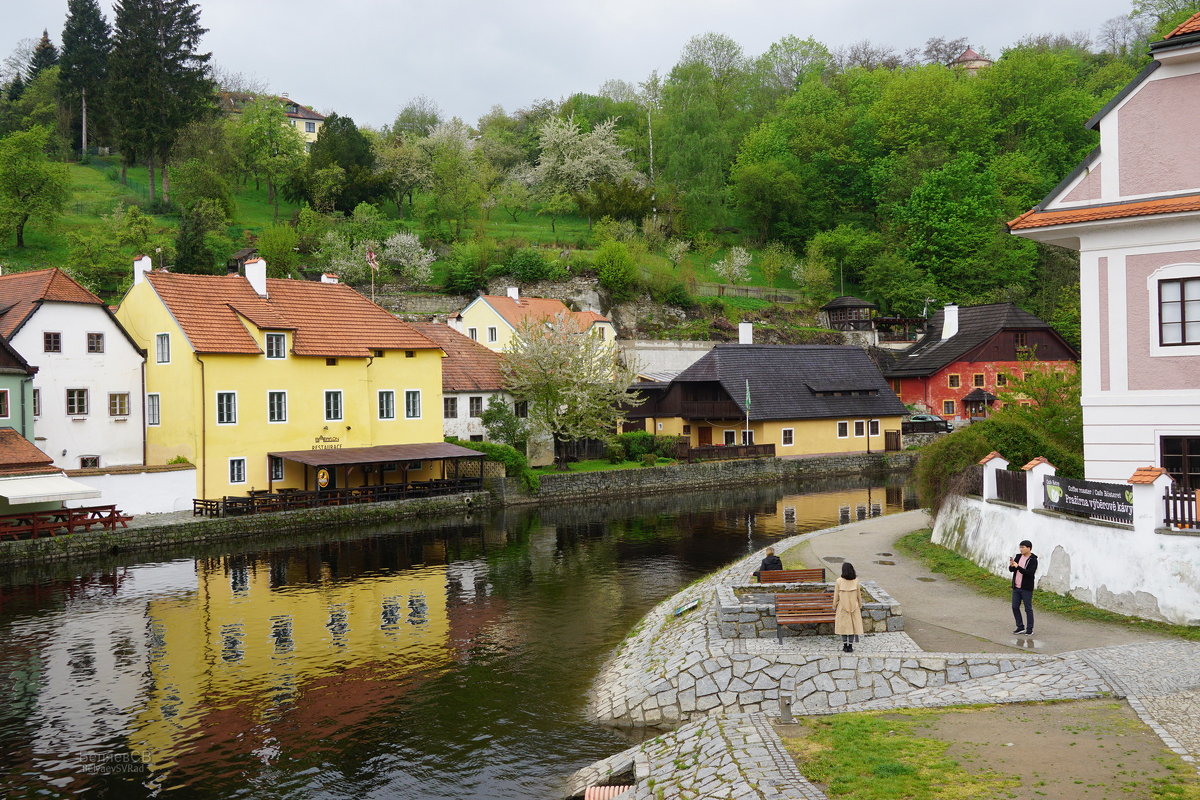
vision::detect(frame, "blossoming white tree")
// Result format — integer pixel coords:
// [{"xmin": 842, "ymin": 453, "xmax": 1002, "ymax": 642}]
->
[
  {"xmin": 712, "ymin": 246, "xmax": 752, "ymax": 284},
  {"xmin": 383, "ymin": 231, "xmax": 436, "ymax": 286}
]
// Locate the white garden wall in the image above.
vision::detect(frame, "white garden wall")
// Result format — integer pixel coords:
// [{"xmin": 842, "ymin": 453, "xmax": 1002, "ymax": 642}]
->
[{"xmin": 63, "ymin": 465, "xmax": 196, "ymax": 514}]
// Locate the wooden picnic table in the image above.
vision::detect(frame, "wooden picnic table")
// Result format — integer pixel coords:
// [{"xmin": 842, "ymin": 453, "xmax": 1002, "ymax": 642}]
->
[{"xmin": 0, "ymin": 504, "xmax": 133, "ymax": 541}]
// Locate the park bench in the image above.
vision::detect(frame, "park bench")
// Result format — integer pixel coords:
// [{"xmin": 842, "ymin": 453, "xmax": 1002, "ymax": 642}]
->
[
  {"xmin": 774, "ymin": 591, "xmax": 836, "ymax": 642},
  {"xmin": 758, "ymin": 568, "xmax": 825, "ymax": 583}
]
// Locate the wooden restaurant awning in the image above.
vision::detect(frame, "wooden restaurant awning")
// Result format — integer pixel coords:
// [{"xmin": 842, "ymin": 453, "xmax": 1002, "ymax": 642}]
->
[{"xmin": 267, "ymin": 442, "xmax": 484, "ymax": 466}]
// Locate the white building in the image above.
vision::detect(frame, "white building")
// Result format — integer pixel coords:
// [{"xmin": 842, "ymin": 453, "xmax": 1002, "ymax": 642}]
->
[
  {"xmin": 408, "ymin": 322, "xmax": 521, "ymax": 442},
  {"xmin": 0, "ymin": 268, "xmax": 145, "ymax": 470},
  {"xmin": 1010, "ymin": 13, "xmax": 1200, "ymax": 490}
]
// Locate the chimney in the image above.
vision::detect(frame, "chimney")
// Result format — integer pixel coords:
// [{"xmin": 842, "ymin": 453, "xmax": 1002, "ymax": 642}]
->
[
  {"xmin": 941, "ymin": 304, "xmax": 959, "ymax": 340},
  {"xmin": 133, "ymin": 255, "xmax": 152, "ymax": 285},
  {"xmin": 739, "ymin": 322, "xmax": 754, "ymax": 345},
  {"xmin": 245, "ymin": 258, "xmax": 268, "ymax": 297},
  {"xmin": 507, "ymin": 286, "xmax": 520, "ymax": 301},
  {"xmin": 321, "ymin": 272, "xmax": 339, "ymax": 284}
]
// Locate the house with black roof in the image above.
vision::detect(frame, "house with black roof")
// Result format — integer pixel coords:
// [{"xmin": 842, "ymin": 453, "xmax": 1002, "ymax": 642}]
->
[
  {"xmin": 627, "ymin": 344, "xmax": 908, "ymax": 454},
  {"xmin": 882, "ymin": 303, "xmax": 1078, "ymax": 422}
]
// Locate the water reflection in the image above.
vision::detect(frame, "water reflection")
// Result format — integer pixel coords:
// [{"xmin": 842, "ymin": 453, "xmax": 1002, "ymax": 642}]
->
[{"xmin": 0, "ymin": 474, "xmax": 915, "ymax": 799}]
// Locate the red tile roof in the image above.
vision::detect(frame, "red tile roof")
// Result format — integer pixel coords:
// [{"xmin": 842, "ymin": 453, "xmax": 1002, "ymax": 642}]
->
[
  {"xmin": 1128, "ymin": 466, "xmax": 1169, "ymax": 484},
  {"xmin": 473, "ymin": 295, "xmax": 610, "ymax": 332},
  {"xmin": 1020, "ymin": 456, "xmax": 1055, "ymax": 471},
  {"xmin": 1166, "ymin": 12, "xmax": 1200, "ymax": 38},
  {"xmin": 143, "ymin": 272, "xmax": 439, "ymax": 357},
  {"xmin": 978, "ymin": 451, "xmax": 1006, "ymax": 465},
  {"xmin": 408, "ymin": 322, "xmax": 506, "ymax": 393},
  {"xmin": 1008, "ymin": 194, "xmax": 1200, "ymax": 231},
  {"xmin": 0, "ymin": 429, "xmax": 60, "ymax": 476},
  {"xmin": 0, "ymin": 268, "xmax": 104, "ymax": 339}
]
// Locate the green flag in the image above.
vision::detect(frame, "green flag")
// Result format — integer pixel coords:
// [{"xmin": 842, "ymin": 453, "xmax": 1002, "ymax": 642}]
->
[{"xmin": 745, "ymin": 379, "xmax": 751, "ymax": 408}]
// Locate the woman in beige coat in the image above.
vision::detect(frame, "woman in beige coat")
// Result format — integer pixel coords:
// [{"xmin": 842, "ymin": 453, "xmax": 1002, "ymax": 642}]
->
[{"xmin": 833, "ymin": 562, "xmax": 864, "ymax": 652}]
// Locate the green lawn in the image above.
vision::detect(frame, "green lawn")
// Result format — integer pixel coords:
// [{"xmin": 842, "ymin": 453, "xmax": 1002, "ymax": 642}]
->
[{"xmin": 530, "ymin": 457, "xmax": 676, "ymax": 476}]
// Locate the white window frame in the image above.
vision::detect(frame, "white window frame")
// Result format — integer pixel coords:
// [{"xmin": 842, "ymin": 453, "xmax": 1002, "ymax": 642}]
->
[
  {"xmin": 487, "ymin": 326, "xmax": 498, "ymax": 343},
  {"xmin": 469, "ymin": 396, "xmax": 484, "ymax": 418},
  {"xmin": 444, "ymin": 396, "xmax": 458, "ymax": 419},
  {"xmin": 467, "ymin": 327, "xmax": 477, "ymax": 341},
  {"xmin": 723, "ymin": 429, "xmax": 737, "ymax": 445},
  {"xmin": 216, "ymin": 391, "xmax": 238, "ymax": 425},
  {"xmin": 268, "ymin": 390, "xmax": 288, "ymax": 423},
  {"xmin": 87, "ymin": 332, "xmax": 105, "ymax": 353},
  {"xmin": 837, "ymin": 421, "xmax": 849, "ymax": 439},
  {"xmin": 305, "ymin": 121, "xmax": 316, "ymax": 133},
  {"xmin": 44, "ymin": 331, "xmax": 61, "ymax": 353},
  {"xmin": 32, "ymin": 388, "xmax": 40, "ymax": 417},
  {"xmin": 781, "ymin": 427, "xmax": 794, "ymax": 446},
  {"xmin": 325, "ymin": 390, "xmax": 344, "ymax": 422},
  {"xmin": 146, "ymin": 393, "xmax": 160, "ymax": 426},
  {"xmin": 869, "ymin": 419, "xmax": 880, "ymax": 437},
  {"xmin": 155, "ymin": 333, "xmax": 170, "ymax": 364},
  {"xmin": 405, "ymin": 389, "xmax": 421, "ymax": 419},
  {"xmin": 0, "ymin": 389, "xmax": 8, "ymax": 419},
  {"xmin": 229, "ymin": 458, "xmax": 247, "ymax": 484},
  {"xmin": 741, "ymin": 430, "xmax": 754, "ymax": 445},
  {"xmin": 265, "ymin": 332, "xmax": 287, "ymax": 359},
  {"xmin": 1148, "ymin": 265, "xmax": 1200, "ymax": 356},
  {"xmin": 269, "ymin": 455, "xmax": 284, "ymax": 481},
  {"xmin": 378, "ymin": 389, "xmax": 396, "ymax": 420},
  {"xmin": 854, "ymin": 420, "xmax": 866, "ymax": 437}
]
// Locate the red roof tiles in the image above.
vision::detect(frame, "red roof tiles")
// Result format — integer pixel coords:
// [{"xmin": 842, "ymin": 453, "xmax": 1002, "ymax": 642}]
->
[
  {"xmin": 1128, "ymin": 466, "xmax": 1169, "ymax": 484},
  {"xmin": 1166, "ymin": 11, "xmax": 1200, "ymax": 39},
  {"xmin": 0, "ymin": 269, "xmax": 104, "ymax": 339},
  {"xmin": 408, "ymin": 322, "xmax": 506, "ymax": 393},
  {"xmin": 1021, "ymin": 456, "xmax": 1055, "ymax": 471},
  {"xmin": 978, "ymin": 451, "xmax": 1007, "ymax": 465},
  {"xmin": 143, "ymin": 272, "xmax": 438, "ymax": 357},
  {"xmin": 0, "ymin": 429, "xmax": 60, "ymax": 476},
  {"xmin": 474, "ymin": 295, "xmax": 610, "ymax": 332},
  {"xmin": 1009, "ymin": 194, "xmax": 1200, "ymax": 231}
]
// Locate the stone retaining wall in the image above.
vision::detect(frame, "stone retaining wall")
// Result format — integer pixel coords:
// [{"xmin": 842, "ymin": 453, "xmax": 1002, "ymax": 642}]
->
[
  {"xmin": 0, "ymin": 492, "xmax": 489, "ymax": 565},
  {"xmin": 716, "ymin": 580, "xmax": 903, "ymax": 639},
  {"xmin": 497, "ymin": 452, "xmax": 916, "ymax": 505}
]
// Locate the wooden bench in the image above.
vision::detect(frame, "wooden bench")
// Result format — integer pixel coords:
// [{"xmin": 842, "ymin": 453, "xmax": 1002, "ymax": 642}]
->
[
  {"xmin": 759, "ymin": 568, "xmax": 825, "ymax": 583},
  {"xmin": 774, "ymin": 591, "xmax": 836, "ymax": 642}
]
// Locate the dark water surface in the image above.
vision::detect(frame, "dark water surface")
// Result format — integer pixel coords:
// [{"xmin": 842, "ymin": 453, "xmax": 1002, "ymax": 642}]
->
[{"xmin": 0, "ymin": 475, "xmax": 915, "ymax": 799}]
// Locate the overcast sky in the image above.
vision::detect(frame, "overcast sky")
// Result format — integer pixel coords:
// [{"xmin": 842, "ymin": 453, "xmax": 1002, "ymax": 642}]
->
[{"xmin": 6, "ymin": 0, "xmax": 1138, "ymax": 128}]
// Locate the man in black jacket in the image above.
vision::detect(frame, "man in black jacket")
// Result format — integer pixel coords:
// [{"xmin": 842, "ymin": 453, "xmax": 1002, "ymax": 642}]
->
[
  {"xmin": 754, "ymin": 547, "xmax": 783, "ymax": 581},
  {"xmin": 1009, "ymin": 539, "xmax": 1038, "ymax": 635}
]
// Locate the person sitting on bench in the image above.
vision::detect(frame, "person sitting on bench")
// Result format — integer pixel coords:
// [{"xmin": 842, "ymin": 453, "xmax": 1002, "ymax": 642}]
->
[{"xmin": 753, "ymin": 547, "xmax": 783, "ymax": 581}]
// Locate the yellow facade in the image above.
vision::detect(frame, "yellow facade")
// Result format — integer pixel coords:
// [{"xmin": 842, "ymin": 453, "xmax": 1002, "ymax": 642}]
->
[
  {"xmin": 458, "ymin": 298, "xmax": 617, "ymax": 354},
  {"xmin": 129, "ymin": 560, "xmax": 449, "ymax": 770},
  {"xmin": 640, "ymin": 415, "xmax": 904, "ymax": 455},
  {"xmin": 116, "ymin": 280, "xmax": 445, "ymax": 498}
]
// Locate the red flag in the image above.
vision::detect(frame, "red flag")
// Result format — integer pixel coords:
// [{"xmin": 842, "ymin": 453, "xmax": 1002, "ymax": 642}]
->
[{"xmin": 366, "ymin": 246, "xmax": 379, "ymax": 272}]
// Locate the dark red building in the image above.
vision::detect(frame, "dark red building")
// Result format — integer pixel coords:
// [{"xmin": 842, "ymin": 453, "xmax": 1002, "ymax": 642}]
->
[{"xmin": 881, "ymin": 303, "xmax": 1079, "ymax": 422}]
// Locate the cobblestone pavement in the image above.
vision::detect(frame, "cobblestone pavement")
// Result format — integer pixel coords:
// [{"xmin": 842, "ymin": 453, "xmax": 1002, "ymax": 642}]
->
[{"xmin": 572, "ymin": 513, "xmax": 1200, "ymax": 799}]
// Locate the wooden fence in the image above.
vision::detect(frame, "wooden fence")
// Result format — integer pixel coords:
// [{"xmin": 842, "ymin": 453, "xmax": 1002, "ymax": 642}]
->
[{"xmin": 1165, "ymin": 488, "xmax": 1200, "ymax": 529}]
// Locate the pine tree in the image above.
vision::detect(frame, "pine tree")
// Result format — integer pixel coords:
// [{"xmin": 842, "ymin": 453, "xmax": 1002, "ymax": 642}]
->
[
  {"xmin": 59, "ymin": 0, "xmax": 112, "ymax": 155},
  {"xmin": 108, "ymin": 0, "xmax": 214, "ymax": 205},
  {"xmin": 27, "ymin": 31, "xmax": 59, "ymax": 80}
]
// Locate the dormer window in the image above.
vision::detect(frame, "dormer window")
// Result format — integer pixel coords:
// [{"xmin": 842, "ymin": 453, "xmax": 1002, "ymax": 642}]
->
[{"xmin": 266, "ymin": 332, "xmax": 286, "ymax": 359}]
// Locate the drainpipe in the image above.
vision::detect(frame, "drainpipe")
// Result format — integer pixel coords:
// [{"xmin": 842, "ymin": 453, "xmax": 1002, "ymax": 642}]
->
[
  {"xmin": 19, "ymin": 375, "xmax": 32, "ymax": 438},
  {"xmin": 140, "ymin": 359, "xmax": 147, "ymax": 465},
  {"xmin": 195, "ymin": 352, "xmax": 207, "ymax": 499}
]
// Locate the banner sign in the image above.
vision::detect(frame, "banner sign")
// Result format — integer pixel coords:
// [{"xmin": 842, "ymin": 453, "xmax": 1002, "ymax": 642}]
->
[{"xmin": 1043, "ymin": 475, "xmax": 1133, "ymax": 524}]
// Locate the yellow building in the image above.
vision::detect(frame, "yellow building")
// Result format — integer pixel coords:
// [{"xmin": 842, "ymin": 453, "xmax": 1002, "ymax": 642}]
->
[
  {"xmin": 219, "ymin": 92, "xmax": 326, "ymax": 152},
  {"xmin": 129, "ymin": 557, "xmax": 451, "ymax": 771},
  {"xmin": 115, "ymin": 258, "xmax": 450, "ymax": 499},
  {"xmin": 628, "ymin": 344, "xmax": 907, "ymax": 455},
  {"xmin": 451, "ymin": 288, "xmax": 616, "ymax": 353}
]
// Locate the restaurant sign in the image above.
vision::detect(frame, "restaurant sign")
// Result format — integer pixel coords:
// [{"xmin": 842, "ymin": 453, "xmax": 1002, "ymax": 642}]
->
[{"xmin": 1043, "ymin": 475, "xmax": 1133, "ymax": 524}]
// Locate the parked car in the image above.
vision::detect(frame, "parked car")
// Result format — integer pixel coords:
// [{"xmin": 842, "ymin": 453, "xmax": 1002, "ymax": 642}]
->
[{"xmin": 907, "ymin": 413, "xmax": 953, "ymax": 432}]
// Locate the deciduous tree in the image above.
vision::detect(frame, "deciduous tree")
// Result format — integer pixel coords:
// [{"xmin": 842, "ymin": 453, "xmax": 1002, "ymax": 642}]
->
[
  {"xmin": 0, "ymin": 126, "xmax": 69, "ymax": 247},
  {"xmin": 502, "ymin": 314, "xmax": 642, "ymax": 469}
]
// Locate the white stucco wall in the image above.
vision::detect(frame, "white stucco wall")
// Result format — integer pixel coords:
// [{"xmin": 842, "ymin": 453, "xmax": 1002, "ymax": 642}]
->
[
  {"xmin": 442, "ymin": 391, "xmax": 514, "ymax": 441},
  {"xmin": 63, "ymin": 466, "xmax": 195, "ymax": 514},
  {"xmin": 934, "ymin": 495, "xmax": 1200, "ymax": 625},
  {"xmin": 9, "ymin": 302, "xmax": 145, "ymax": 469}
]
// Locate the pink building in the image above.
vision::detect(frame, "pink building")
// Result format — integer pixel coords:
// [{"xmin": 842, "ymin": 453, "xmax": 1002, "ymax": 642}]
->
[{"xmin": 1010, "ymin": 13, "xmax": 1200, "ymax": 490}]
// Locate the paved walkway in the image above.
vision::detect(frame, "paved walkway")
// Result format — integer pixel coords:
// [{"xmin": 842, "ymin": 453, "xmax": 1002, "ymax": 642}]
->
[{"xmin": 572, "ymin": 510, "xmax": 1200, "ymax": 799}]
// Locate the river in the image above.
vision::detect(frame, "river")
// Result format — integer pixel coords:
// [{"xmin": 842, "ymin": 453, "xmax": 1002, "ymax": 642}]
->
[{"xmin": 0, "ymin": 474, "xmax": 916, "ymax": 799}]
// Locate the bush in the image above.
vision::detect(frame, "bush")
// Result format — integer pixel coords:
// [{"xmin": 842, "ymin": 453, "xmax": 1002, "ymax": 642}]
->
[
  {"xmin": 654, "ymin": 435, "xmax": 686, "ymax": 458},
  {"xmin": 446, "ymin": 436, "xmax": 539, "ymax": 492},
  {"xmin": 606, "ymin": 443, "xmax": 625, "ymax": 464},
  {"xmin": 914, "ymin": 416, "xmax": 1083, "ymax": 516},
  {"xmin": 595, "ymin": 240, "xmax": 638, "ymax": 301},
  {"xmin": 641, "ymin": 453, "xmax": 659, "ymax": 467},
  {"xmin": 615, "ymin": 430, "xmax": 656, "ymax": 461}
]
